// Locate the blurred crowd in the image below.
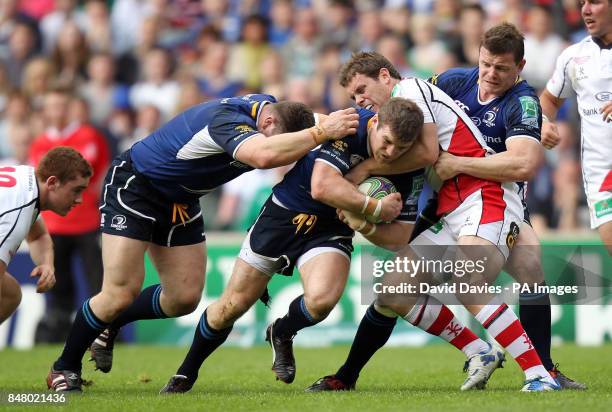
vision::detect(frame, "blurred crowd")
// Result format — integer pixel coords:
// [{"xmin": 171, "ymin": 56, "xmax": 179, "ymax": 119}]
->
[{"xmin": 0, "ymin": 0, "xmax": 593, "ymax": 235}]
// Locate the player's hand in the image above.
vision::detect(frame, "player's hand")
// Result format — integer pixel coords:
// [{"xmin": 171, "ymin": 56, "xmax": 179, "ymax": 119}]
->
[
  {"xmin": 345, "ymin": 159, "xmax": 374, "ymax": 186},
  {"xmin": 601, "ymin": 102, "xmax": 612, "ymax": 123},
  {"xmin": 433, "ymin": 151, "xmax": 460, "ymax": 181},
  {"xmin": 541, "ymin": 121, "xmax": 560, "ymax": 149},
  {"xmin": 337, "ymin": 209, "xmax": 367, "ymax": 231},
  {"xmin": 320, "ymin": 108, "xmax": 359, "ymax": 140},
  {"xmin": 379, "ymin": 192, "xmax": 402, "ymax": 222},
  {"xmin": 31, "ymin": 264, "xmax": 55, "ymax": 293}
]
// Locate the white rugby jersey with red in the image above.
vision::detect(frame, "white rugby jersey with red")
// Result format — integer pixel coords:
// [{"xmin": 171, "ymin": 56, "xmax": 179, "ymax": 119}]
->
[
  {"xmin": 546, "ymin": 36, "xmax": 612, "ymax": 228},
  {"xmin": 0, "ymin": 165, "xmax": 40, "ymax": 266},
  {"xmin": 391, "ymin": 78, "xmax": 523, "ymax": 257}
]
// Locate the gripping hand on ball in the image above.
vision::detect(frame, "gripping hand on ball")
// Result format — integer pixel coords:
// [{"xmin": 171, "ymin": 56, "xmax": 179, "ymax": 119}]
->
[{"xmin": 379, "ymin": 192, "xmax": 402, "ymax": 222}]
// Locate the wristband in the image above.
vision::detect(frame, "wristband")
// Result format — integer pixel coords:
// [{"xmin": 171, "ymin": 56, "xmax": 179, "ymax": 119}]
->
[
  {"xmin": 362, "ymin": 222, "xmax": 377, "ymax": 236},
  {"xmin": 364, "ymin": 197, "xmax": 379, "ymax": 216},
  {"xmin": 355, "ymin": 220, "xmax": 368, "ymax": 232},
  {"xmin": 361, "ymin": 196, "xmax": 370, "ymax": 214},
  {"xmin": 309, "ymin": 124, "xmax": 326, "ymax": 145},
  {"xmin": 372, "ymin": 199, "xmax": 382, "ymax": 219}
]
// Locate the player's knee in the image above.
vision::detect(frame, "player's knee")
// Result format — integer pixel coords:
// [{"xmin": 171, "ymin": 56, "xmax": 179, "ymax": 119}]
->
[
  {"xmin": 100, "ymin": 288, "xmax": 138, "ymax": 318},
  {"xmin": 508, "ymin": 252, "xmax": 544, "ymax": 284},
  {"xmin": 303, "ymin": 293, "xmax": 338, "ymax": 320},
  {"xmin": 166, "ymin": 291, "xmax": 202, "ymax": 316}
]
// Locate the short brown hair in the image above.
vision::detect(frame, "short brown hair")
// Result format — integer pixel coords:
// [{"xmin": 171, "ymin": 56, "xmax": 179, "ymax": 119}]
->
[
  {"xmin": 378, "ymin": 98, "xmax": 423, "ymax": 144},
  {"xmin": 481, "ymin": 23, "xmax": 525, "ymax": 64},
  {"xmin": 339, "ymin": 51, "xmax": 402, "ymax": 88},
  {"xmin": 36, "ymin": 146, "xmax": 93, "ymax": 183},
  {"xmin": 270, "ymin": 101, "xmax": 315, "ymax": 134}
]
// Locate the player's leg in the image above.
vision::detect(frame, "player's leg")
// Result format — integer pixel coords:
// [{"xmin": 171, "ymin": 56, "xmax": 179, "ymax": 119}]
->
[
  {"xmin": 598, "ymin": 220, "xmax": 612, "ymax": 256},
  {"xmin": 48, "ymin": 234, "xmax": 148, "ymax": 392},
  {"xmin": 0, "ymin": 269, "xmax": 22, "ymax": 324},
  {"xmin": 268, "ymin": 250, "xmax": 350, "ymax": 384},
  {"xmin": 161, "ymin": 258, "xmax": 271, "ymax": 393},
  {"xmin": 456, "ymin": 233, "xmax": 558, "ymax": 391}
]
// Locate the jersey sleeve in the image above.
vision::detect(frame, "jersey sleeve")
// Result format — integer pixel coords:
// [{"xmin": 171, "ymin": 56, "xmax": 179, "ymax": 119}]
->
[
  {"xmin": 207, "ymin": 107, "xmax": 261, "ymax": 159},
  {"xmin": 391, "ymin": 78, "xmax": 435, "ymax": 123},
  {"xmin": 504, "ymin": 92, "xmax": 542, "ymax": 143},
  {"xmin": 546, "ymin": 46, "xmax": 574, "ymax": 99}
]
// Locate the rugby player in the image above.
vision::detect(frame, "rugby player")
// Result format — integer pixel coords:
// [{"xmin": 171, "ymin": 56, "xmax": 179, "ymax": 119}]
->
[
  {"xmin": 1, "ymin": 147, "xmax": 92, "ymax": 324},
  {"xmin": 46, "ymin": 94, "xmax": 359, "ymax": 392},
  {"xmin": 540, "ymin": 0, "xmax": 612, "ymax": 255},
  {"xmin": 159, "ymin": 97, "xmax": 429, "ymax": 393},
  {"xmin": 307, "ymin": 51, "xmax": 560, "ymax": 392}
]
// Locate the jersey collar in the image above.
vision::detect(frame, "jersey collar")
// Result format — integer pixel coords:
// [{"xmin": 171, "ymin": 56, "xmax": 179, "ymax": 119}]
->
[{"xmin": 592, "ymin": 36, "xmax": 612, "ymax": 50}]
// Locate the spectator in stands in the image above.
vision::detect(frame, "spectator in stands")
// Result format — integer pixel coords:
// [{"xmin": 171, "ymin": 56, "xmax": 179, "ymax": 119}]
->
[
  {"xmin": 0, "ymin": 91, "xmax": 30, "ymax": 160},
  {"xmin": 21, "ymin": 57, "xmax": 55, "ymax": 109},
  {"xmin": 80, "ymin": 53, "xmax": 125, "ymax": 127},
  {"xmin": 195, "ymin": 40, "xmax": 244, "ymax": 99},
  {"xmin": 50, "ymin": 21, "xmax": 89, "ymax": 89},
  {"xmin": 447, "ymin": 4, "xmax": 487, "ymax": 67},
  {"xmin": 83, "ymin": 0, "xmax": 113, "ymax": 53},
  {"xmin": 29, "ymin": 88, "xmax": 109, "ymax": 343},
  {"xmin": 268, "ymin": 0, "xmax": 294, "ymax": 47},
  {"xmin": 228, "ymin": 14, "xmax": 271, "ymax": 91},
  {"xmin": 1, "ymin": 22, "xmax": 38, "ymax": 87},
  {"xmin": 40, "ymin": 0, "xmax": 86, "ymax": 53},
  {"xmin": 129, "ymin": 48, "xmax": 180, "ymax": 121},
  {"xmin": 282, "ymin": 7, "xmax": 322, "ymax": 80}
]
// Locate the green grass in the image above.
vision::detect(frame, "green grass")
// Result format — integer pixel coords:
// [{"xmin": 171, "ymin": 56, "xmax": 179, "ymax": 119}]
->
[{"xmin": 1, "ymin": 344, "xmax": 610, "ymax": 411}]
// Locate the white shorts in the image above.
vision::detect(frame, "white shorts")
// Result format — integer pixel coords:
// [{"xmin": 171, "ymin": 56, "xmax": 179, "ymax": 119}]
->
[
  {"xmin": 584, "ymin": 168, "xmax": 612, "ymax": 229},
  {"xmin": 411, "ymin": 184, "xmax": 523, "ymax": 260}
]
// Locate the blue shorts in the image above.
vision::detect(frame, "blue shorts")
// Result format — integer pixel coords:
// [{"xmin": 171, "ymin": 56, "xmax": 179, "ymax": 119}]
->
[{"xmin": 99, "ymin": 151, "xmax": 205, "ymax": 247}]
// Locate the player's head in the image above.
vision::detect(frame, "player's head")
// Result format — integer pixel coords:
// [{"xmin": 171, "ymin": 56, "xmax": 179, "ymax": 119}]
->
[
  {"xmin": 368, "ymin": 98, "xmax": 423, "ymax": 164},
  {"xmin": 339, "ymin": 51, "xmax": 402, "ymax": 112},
  {"xmin": 478, "ymin": 23, "xmax": 526, "ymax": 98},
  {"xmin": 257, "ymin": 101, "xmax": 315, "ymax": 136},
  {"xmin": 36, "ymin": 146, "xmax": 92, "ymax": 216},
  {"xmin": 580, "ymin": 0, "xmax": 612, "ymax": 41}
]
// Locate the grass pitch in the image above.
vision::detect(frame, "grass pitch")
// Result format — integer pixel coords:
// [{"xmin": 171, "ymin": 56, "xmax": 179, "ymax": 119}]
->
[{"xmin": 0, "ymin": 344, "xmax": 610, "ymax": 412}]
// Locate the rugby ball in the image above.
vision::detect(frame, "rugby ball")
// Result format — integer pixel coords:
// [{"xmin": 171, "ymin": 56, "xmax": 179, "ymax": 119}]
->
[{"xmin": 358, "ymin": 177, "xmax": 398, "ymax": 223}]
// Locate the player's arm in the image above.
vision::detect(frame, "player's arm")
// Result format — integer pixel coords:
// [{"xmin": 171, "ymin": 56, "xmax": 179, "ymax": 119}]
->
[
  {"xmin": 311, "ymin": 162, "xmax": 402, "ymax": 223},
  {"xmin": 345, "ymin": 123, "xmax": 439, "ymax": 184},
  {"xmin": 340, "ymin": 209, "xmax": 413, "ymax": 251},
  {"xmin": 235, "ymin": 109, "xmax": 359, "ymax": 169},
  {"xmin": 434, "ymin": 137, "xmax": 542, "ymax": 182},
  {"xmin": 25, "ymin": 219, "xmax": 55, "ymax": 293}
]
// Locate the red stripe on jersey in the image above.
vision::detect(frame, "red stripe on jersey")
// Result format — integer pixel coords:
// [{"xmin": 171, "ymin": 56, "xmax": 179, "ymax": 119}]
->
[
  {"xmin": 446, "ymin": 117, "xmax": 487, "ymax": 158},
  {"xmin": 426, "ymin": 305, "xmax": 455, "ymax": 335},
  {"xmin": 482, "ymin": 304, "xmax": 508, "ymax": 329},
  {"xmin": 515, "ymin": 348, "xmax": 543, "ymax": 371},
  {"xmin": 479, "ymin": 184, "xmax": 506, "ymax": 224},
  {"xmin": 600, "ymin": 170, "xmax": 612, "ymax": 192},
  {"xmin": 493, "ymin": 319, "xmax": 524, "ymax": 347},
  {"xmin": 437, "ymin": 117, "xmax": 493, "ymax": 215},
  {"xmin": 449, "ymin": 326, "xmax": 479, "ymax": 349}
]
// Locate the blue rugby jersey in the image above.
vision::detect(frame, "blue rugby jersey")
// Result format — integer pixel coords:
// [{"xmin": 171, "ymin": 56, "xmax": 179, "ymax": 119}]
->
[
  {"xmin": 129, "ymin": 94, "xmax": 275, "ymax": 202},
  {"xmin": 430, "ymin": 67, "xmax": 542, "ymax": 200},
  {"xmin": 273, "ymin": 108, "xmax": 424, "ymax": 222}
]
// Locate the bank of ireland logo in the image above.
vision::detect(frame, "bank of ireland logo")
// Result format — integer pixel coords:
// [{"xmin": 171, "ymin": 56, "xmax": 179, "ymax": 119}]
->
[
  {"xmin": 471, "ymin": 117, "xmax": 481, "ymax": 127},
  {"xmin": 111, "ymin": 215, "xmax": 128, "ymax": 231},
  {"xmin": 595, "ymin": 92, "xmax": 612, "ymax": 102}
]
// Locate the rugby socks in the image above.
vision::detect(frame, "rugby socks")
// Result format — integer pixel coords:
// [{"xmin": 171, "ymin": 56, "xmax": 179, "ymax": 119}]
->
[
  {"xmin": 273, "ymin": 295, "xmax": 319, "ymax": 338},
  {"xmin": 335, "ymin": 304, "xmax": 397, "ymax": 385},
  {"xmin": 176, "ymin": 309, "xmax": 232, "ymax": 384},
  {"xmin": 111, "ymin": 284, "xmax": 168, "ymax": 328},
  {"xmin": 54, "ymin": 299, "xmax": 109, "ymax": 372},
  {"xmin": 405, "ymin": 295, "xmax": 489, "ymax": 357},
  {"xmin": 475, "ymin": 296, "xmax": 555, "ymax": 384},
  {"xmin": 519, "ymin": 284, "xmax": 554, "ymax": 370}
]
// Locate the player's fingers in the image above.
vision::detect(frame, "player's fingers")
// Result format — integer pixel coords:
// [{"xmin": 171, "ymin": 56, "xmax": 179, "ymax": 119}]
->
[{"xmin": 30, "ymin": 267, "xmax": 41, "ymax": 278}]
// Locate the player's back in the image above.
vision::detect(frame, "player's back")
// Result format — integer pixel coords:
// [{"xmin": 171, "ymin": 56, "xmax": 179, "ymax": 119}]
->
[{"xmin": 0, "ymin": 165, "xmax": 39, "ymax": 264}]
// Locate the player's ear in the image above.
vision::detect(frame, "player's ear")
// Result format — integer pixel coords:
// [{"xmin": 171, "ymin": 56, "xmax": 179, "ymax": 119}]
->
[
  {"xmin": 517, "ymin": 59, "xmax": 526, "ymax": 72},
  {"xmin": 379, "ymin": 68, "xmax": 390, "ymax": 83},
  {"xmin": 46, "ymin": 175, "xmax": 60, "ymax": 190}
]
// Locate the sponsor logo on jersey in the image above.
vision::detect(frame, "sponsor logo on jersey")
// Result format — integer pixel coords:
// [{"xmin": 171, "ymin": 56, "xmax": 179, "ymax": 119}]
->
[
  {"xmin": 595, "ymin": 92, "xmax": 612, "ymax": 102},
  {"xmin": 594, "ymin": 199, "xmax": 612, "ymax": 218},
  {"xmin": 582, "ymin": 107, "xmax": 599, "ymax": 116},
  {"xmin": 483, "ymin": 110, "xmax": 497, "ymax": 127},
  {"xmin": 519, "ymin": 96, "xmax": 539, "ymax": 128},
  {"xmin": 455, "ymin": 100, "xmax": 469, "ymax": 112},
  {"xmin": 235, "ymin": 124, "xmax": 255, "ymax": 133},
  {"xmin": 573, "ymin": 55, "xmax": 591, "ymax": 64},
  {"xmin": 230, "ymin": 160, "xmax": 250, "ymax": 169},
  {"xmin": 506, "ymin": 221, "xmax": 520, "ymax": 249},
  {"xmin": 110, "ymin": 215, "xmax": 127, "ymax": 231},
  {"xmin": 483, "ymin": 135, "xmax": 503, "ymax": 144},
  {"xmin": 470, "ymin": 117, "xmax": 481, "ymax": 127},
  {"xmin": 332, "ymin": 140, "xmax": 348, "ymax": 152},
  {"xmin": 575, "ymin": 65, "xmax": 588, "ymax": 81}
]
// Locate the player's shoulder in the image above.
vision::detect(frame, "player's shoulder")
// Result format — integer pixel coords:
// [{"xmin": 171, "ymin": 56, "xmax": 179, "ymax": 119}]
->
[
  {"xmin": 557, "ymin": 36, "xmax": 594, "ymax": 62},
  {"xmin": 504, "ymin": 80, "xmax": 539, "ymax": 107},
  {"xmin": 430, "ymin": 67, "xmax": 477, "ymax": 86},
  {"xmin": 0, "ymin": 165, "xmax": 37, "ymax": 213}
]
